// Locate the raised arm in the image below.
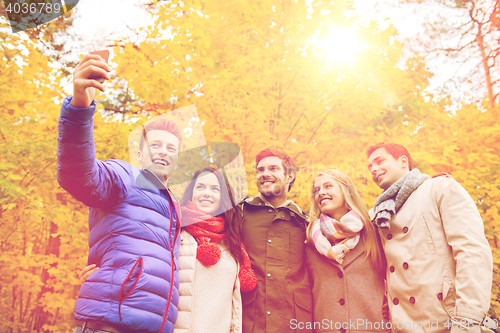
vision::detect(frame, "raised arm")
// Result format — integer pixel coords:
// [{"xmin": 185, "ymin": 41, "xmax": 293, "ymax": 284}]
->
[{"xmin": 57, "ymin": 53, "xmax": 125, "ymax": 207}]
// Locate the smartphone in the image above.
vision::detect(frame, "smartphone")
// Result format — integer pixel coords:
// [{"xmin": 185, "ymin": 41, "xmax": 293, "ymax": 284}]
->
[{"xmin": 89, "ymin": 50, "xmax": 110, "ymax": 83}]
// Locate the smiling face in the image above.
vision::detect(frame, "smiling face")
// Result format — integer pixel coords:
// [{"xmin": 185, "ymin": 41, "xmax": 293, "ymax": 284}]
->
[
  {"xmin": 191, "ymin": 172, "xmax": 221, "ymax": 215},
  {"xmin": 137, "ymin": 129, "xmax": 180, "ymax": 183},
  {"xmin": 367, "ymin": 147, "xmax": 409, "ymax": 190},
  {"xmin": 256, "ymin": 156, "xmax": 293, "ymax": 198},
  {"xmin": 313, "ymin": 175, "xmax": 349, "ymax": 220}
]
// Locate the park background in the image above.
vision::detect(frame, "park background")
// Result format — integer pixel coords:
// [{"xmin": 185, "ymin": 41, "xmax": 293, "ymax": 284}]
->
[{"xmin": 1, "ymin": 0, "xmax": 499, "ymax": 331}]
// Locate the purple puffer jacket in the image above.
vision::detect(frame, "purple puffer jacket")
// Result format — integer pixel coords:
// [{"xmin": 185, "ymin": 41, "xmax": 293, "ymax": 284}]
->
[{"xmin": 57, "ymin": 97, "xmax": 180, "ymax": 333}]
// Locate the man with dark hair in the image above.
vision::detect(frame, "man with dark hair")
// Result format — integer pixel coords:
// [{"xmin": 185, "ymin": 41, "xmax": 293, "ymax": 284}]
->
[
  {"xmin": 58, "ymin": 53, "xmax": 181, "ymax": 333},
  {"xmin": 255, "ymin": 147, "xmax": 297, "ymax": 193},
  {"xmin": 241, "ymin": 147, "xmax": 313, "ymax": 333},
  {"xmin": 367, "ymin": 143, "xmax": 493, "ymax": 332},
  {"xmin": 366, "ymin": 142, "xmax": 413, "ymax": 171}
]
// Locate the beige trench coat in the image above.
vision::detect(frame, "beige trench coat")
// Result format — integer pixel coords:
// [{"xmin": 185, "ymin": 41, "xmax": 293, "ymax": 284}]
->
[
  {"xmin": 371, "ymin": 175, "xmax": 493, "ymax": 333},
  {"xmin": 174, "ymin": 231, "xmax": 242, "ymax": 333}
]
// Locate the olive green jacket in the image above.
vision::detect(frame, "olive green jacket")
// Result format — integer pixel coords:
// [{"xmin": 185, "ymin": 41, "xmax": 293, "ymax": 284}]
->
[{"xmin": 241, "ymin": 196, "xmax": 313, "ymax": 333}]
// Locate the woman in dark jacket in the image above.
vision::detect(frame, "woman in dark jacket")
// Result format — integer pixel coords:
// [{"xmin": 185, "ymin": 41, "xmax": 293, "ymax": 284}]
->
[{"xmin": 306, "ymin": 169, "xmax": 389, "ymax": 333}]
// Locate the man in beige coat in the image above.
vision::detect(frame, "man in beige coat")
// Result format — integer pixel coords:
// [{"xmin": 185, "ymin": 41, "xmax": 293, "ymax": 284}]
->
[{"xmin": 366, "ymin": 143, "xmax": 494, "ymax": 333}]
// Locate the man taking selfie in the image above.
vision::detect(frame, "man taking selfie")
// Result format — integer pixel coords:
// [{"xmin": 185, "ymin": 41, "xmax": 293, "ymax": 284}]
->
[{"xmin": 57, "ymin": 53, "xmax": 181, "ymax": 333}]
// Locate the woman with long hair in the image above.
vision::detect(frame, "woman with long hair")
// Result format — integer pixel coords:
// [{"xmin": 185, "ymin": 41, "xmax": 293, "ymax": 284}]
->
[
  {"xmin": 306, "ymin": 169, "xmax": 389, "ymax": 332},
  {"xmin": 175, "ymin": 167, "xmax": 256, "ymax": 333}
]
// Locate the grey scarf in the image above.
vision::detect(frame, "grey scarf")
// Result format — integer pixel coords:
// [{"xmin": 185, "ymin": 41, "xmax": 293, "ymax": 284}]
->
[{"xmin": 372, "ymin": 169, "xmax": 429, "ymax": 228}]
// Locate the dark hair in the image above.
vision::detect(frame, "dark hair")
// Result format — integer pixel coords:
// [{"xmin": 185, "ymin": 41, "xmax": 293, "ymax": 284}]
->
[
  {"xmin": 139, "ymin": 118, "xmax": 182, "ymax": 150},
  {"xmin": 255, "ymin": 147, "xmax": 296, "ymax": 192},
  {"xmin": 366, "ymin": 143, "xmax": 413, "ymax": 170},
  {"xmin": 180, "ymin": 168, "xmax": 242, "ymax": 262}
]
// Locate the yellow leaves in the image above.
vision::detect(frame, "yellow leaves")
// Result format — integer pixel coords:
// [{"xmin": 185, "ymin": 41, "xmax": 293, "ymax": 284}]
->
[
  {"xmin": 40, "ymin": 292, "xmax": 76, "ymax": 315},
  {"xmin": 6, "ymin": 173, "xmax": 22, "ymax": 180},
  {"xmin": 0, "ymin": 31, "xmax": 89, "ymax": 333},
  {"xmin": 0, "ymin": 0, "xmax": 499, "ymax": 329},
  {"xmin": 2, "ymin": 202, "xmax": 16, "ymax": 210}
]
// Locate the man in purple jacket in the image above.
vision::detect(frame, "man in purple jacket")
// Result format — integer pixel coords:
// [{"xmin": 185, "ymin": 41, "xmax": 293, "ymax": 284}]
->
[{"xmin": 58, "ymin": 53, "xmax": 182, "ymax": 333}]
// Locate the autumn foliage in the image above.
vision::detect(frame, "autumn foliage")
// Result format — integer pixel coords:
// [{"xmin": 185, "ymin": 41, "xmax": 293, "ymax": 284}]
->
[{"xmin": 1, "ymin": 0, "xmax": 499, "ymax": 331}]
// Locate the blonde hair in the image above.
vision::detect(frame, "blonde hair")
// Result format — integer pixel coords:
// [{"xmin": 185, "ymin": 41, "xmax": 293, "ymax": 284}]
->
[{"xmin": 308, "ymin": 169, "xmax": 385, "ymax": 269}]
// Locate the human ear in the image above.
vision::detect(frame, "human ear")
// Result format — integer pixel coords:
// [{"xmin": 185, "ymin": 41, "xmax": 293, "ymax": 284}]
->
[
  {"xmin": 136, "ymin": 150, "xmax": 142, "ymax": 162},
  {"xmin": 399, "ymin": 155, "xmax": 409, "ymax": 170}
]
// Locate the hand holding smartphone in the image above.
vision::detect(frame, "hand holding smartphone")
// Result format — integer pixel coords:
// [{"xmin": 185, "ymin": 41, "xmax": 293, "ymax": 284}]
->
[
  {"xmin": 89, "ymin": 50, "xmax": 110, "ymax": 83},
  {"xmin": 70, "ymin": 50, "xmax": 111, "ymax": 108}
]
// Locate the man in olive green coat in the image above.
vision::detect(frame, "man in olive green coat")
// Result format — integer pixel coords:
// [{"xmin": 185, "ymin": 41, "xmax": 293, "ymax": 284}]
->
[{"xmin": 241, "ymin": 147, "xmax": 313, "ymax": 333}]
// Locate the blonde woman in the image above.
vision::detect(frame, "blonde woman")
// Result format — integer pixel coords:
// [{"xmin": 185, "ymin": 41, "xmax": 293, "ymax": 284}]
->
[{"xmin": 306, "ymin": 170, "xmax": 389, "ymax": 332}]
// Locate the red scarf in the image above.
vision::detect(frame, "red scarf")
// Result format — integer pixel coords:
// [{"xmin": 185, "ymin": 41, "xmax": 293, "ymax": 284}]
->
[{"xmin": 181, "ymin": 201, "xmax": 257, "ymax": 292}]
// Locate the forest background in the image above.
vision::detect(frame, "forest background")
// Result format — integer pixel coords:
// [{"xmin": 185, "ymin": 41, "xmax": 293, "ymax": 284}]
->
[{"xmin": 1, "ymin": 0, "xmax": 499, "ymax": 332}]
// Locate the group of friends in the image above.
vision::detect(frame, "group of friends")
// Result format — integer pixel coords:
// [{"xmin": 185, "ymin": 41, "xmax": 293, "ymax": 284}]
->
[{"xmin": 57, "ymin": 53, "xmax": 494, "ymax": 333}]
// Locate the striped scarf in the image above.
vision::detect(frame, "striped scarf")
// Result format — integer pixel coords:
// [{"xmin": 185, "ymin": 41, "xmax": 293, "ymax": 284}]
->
[{"xmin": 309, "ymin": 210, "xmax": 364, "ymax": 264}]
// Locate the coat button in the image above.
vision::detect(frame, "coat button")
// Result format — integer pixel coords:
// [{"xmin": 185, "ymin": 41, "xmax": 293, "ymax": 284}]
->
[
  {"xmin": 387, "ymin": 234, "xmax": 393, "ymax": 240},
  {"xmin": 268, "ymin": 239, "xmax": 272, "ymax": 243},
  {"xmin": 393, "ymin": 298, "xmax": 399, "ymax": 305},
  {"xmin": 409, "ymin": 297, "xmax": 416, "ymax": 304},
  {"xmin": 437, "ymin": 293, "xmax": 443, "ymax": 300},
  {"xmin": 403, "ymin": 226, "xmax": 409, "ymax": 233},
  {"xmin": 267, "ymin": 311, "xmax": 271, "ymax": 315},
  {"xmin": 389, "ymin": 266, "xmax": 395, "ymax": 273},
  {"xmin": 268, "ymin": 209, "xmax": 273, "ymax": 213},
  {"xmin": 338, "ymin": 272, "xmax": 343, "ymax": 279},
  {"xmin": 267, "ymin": 273, "xmax": 271, "ymax": 277},
  {"xmin": 339, "ymin": 299, "xmax": 345, "ymax": 305},
  {"xmin": 403, "ymin": 262, "xmax": 409, "ymax": 269}
]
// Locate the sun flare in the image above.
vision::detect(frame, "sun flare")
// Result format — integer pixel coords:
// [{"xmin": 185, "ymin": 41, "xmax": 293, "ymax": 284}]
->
[{"xmin": 314, "ymin": 28, "xmax": 365, "ymax": 64}]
